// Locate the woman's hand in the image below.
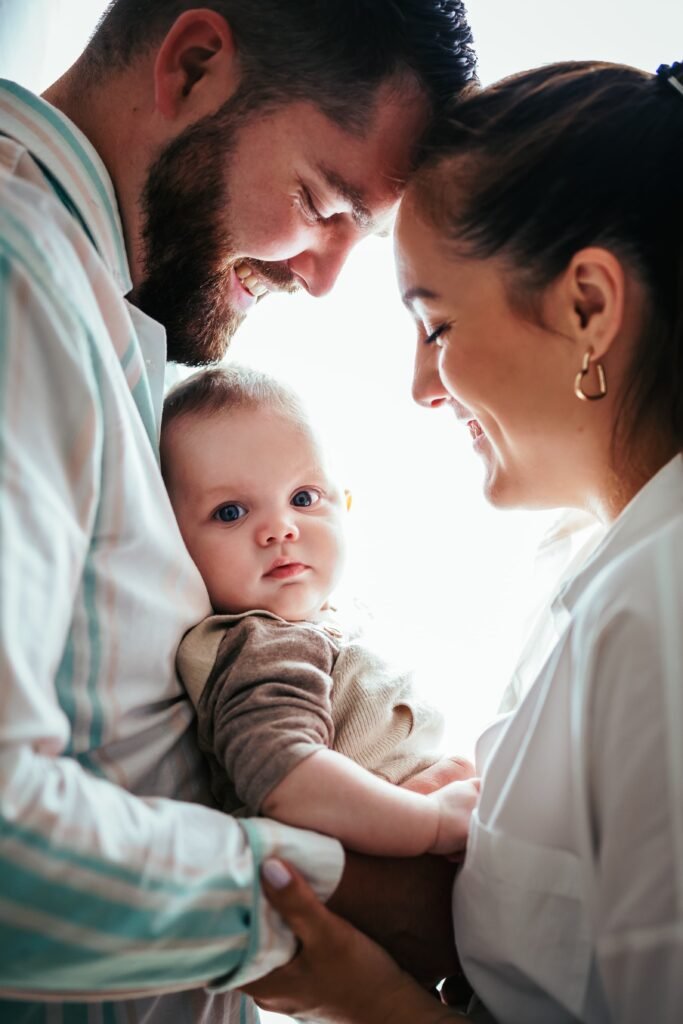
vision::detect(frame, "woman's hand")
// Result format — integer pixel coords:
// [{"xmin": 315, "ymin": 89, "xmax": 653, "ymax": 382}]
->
[{"xmin": 242, "ymin": 859, "xmax": 466, "ymax": 1024}]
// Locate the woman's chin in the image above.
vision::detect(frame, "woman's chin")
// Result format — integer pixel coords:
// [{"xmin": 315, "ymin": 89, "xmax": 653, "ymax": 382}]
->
[{"xmin": 481, "ymin": 462, "xmax": 528, "ymax": 510}]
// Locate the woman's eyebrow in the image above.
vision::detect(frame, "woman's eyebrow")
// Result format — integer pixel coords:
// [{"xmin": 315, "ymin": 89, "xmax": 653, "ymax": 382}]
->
[{"xmin": 401, "ymin": 286, "xmax": 440, "ymax": 309}]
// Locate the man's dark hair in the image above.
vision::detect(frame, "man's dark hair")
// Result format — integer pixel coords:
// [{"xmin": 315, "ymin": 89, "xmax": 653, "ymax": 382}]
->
[{"xmin": 85, "ymin": 1, "xmax": 477, "ymax": 129}]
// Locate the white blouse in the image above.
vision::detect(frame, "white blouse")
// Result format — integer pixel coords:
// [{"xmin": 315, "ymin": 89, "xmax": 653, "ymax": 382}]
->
[{"xmin": 454, "ymin": 454, "xmax": 683, "ymax": 1024}]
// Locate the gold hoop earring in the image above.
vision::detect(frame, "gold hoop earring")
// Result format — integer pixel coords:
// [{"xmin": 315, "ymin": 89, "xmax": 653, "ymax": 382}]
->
[{"xmin": 574, "ymin": 347, "xmax": 607, "ymax": 402}]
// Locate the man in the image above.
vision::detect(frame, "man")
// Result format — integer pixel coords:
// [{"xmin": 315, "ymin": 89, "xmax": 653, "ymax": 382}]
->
[{"xmin": 0, "ymin": 2, "xmax": 476, "ymax": 1021}]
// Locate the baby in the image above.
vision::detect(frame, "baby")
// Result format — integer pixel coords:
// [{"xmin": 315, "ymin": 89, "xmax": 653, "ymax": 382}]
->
[{"xmin": 161, "ymin": 365, "xmax": 478, "ymax": 857}]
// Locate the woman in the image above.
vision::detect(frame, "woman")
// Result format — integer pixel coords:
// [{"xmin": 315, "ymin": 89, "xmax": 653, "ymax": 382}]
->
[{"xmin": 244, "ymin": 58, "xmax": 683, "ymax": 1023}]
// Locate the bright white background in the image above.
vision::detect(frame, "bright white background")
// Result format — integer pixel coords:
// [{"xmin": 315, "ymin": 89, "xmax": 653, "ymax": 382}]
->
[{"xmin": 1, "ymin": 1, "xmax": 682, "ymax": 1020}]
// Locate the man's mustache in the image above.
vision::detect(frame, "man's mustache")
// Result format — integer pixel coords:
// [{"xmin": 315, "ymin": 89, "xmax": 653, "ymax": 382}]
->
[{"xmin": 245, "ymin": 258, "xmax": 300, "ymax": 295}]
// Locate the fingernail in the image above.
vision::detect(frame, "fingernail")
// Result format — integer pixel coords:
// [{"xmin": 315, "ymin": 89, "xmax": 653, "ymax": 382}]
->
[{"xmin": 262, "ymin": 858, "xmax": 292, "ymax": 890}]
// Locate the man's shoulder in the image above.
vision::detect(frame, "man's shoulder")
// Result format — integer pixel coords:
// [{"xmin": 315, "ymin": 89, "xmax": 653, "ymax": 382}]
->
[{"xmin": 0, "ymin": 152, "xmax": 94, "ymax": 312}]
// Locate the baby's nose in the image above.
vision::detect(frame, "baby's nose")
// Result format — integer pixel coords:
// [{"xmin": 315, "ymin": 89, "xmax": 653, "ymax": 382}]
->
[{"xmin": 256, "ymin": 516, "xmax": 300, "ymax": 545}]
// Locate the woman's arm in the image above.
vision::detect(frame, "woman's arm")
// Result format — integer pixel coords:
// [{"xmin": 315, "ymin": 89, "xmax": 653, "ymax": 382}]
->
[
  {"xmin": 243, "ymin": 859, "xmax": 468, "ymax": 1024},
  {"xmin": 261, "ymin": 748, "xmax": 479, "ymax": 856}
]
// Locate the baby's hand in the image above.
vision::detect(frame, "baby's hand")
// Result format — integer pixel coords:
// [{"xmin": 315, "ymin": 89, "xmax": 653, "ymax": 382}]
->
[{"xmin": 427, "ymin": 778, "xmax": 480, "ymax": 855}]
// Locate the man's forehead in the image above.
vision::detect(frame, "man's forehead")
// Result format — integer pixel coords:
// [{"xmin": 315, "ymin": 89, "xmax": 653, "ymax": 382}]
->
[
  {"xmin": 317, "ymin": 162, "xmax": 400, "ymax": 236},
  {"xmin": 349, "ymin": 79, "xmax": 430, "ymax": 226}
]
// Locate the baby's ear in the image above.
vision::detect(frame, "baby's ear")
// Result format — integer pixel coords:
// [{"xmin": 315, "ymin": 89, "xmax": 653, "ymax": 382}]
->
[{"xmin": 344, "ymin": 489, "xmax": 353, "ymax": 512}]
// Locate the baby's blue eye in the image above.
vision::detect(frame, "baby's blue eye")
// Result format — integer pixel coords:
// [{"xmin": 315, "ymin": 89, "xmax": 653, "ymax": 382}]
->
[
  {"xmin": 214, "ymin": 503, "xmax": 247, "ymax": 523},
  {"xmin": 291, "ymin": 489, "xmax": 320, "ymax": 508}
]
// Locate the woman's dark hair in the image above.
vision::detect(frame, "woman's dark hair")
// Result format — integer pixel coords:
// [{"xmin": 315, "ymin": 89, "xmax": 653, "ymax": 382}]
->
[
  {"xmin": 412, "ymin": 60, "xmax": 683, "ymax": 453},
  {"xmin": 83, "ymin": 1, "xmax": 478, "ymax": 131}
]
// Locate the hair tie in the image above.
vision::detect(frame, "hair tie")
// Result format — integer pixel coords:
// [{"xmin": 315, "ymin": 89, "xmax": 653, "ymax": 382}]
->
[{"xmin": 656, "ymin": 61, "xmax": 683, "ymax": 98}]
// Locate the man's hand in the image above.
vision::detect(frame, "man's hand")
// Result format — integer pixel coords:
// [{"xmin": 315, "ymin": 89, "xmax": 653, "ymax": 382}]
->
[
  {"xmin": 402, "ymin": 755, "xmax": 476, "ymax": 795},
  {"xmin": 243, "ymin": 859, "xmax": 465, "ymax": 1024},
  {"xmin": 326, "ymin": 848, "xmax": 460, "ymax": 987}
]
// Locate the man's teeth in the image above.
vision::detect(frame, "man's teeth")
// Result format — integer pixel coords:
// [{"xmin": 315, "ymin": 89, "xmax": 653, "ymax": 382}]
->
[{"xmin": 235, "ymin": 262, "xmax": 269, "ymax": 297}]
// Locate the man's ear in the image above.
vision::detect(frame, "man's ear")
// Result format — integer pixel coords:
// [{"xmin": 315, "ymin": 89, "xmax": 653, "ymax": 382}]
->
[
  {"xmin": 561, "ymin": 246, "xmax": 626, "ymax": 361},
  {"xmin": 153, "ymin": 9, "xmax": 240, "ymax": 123}
]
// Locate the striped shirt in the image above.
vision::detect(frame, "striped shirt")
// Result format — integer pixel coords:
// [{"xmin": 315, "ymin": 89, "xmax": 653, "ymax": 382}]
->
[{"xmin": 0, "ymin": 79, "xmax": 344, "ymax": 1024}]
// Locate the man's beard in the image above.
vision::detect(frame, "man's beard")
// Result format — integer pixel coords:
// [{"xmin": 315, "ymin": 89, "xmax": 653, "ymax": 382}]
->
[{"xmin": 131, "ymin": 100, "xmax": 296, "ymax": 366}]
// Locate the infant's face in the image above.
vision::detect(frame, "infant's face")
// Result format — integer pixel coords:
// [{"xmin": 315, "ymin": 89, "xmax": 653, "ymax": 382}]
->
[{"xmin": 165, "ymin": 406, "xmax": 347, "ymax": 621}]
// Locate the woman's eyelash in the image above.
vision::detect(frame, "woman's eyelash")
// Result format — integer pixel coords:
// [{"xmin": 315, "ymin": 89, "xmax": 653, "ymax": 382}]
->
[{"xmin": 424, "ymin": 322, "xmax": 451, "ymax": 345}]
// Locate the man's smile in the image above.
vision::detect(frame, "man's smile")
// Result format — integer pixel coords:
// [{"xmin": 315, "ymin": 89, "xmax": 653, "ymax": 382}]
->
[{"xmin": 235, "ymin": 261, "xmax": 270, "ymax": 298}]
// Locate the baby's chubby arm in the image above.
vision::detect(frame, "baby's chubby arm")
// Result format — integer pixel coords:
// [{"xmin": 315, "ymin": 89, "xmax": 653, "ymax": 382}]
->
[{"xmin": 261, "ymin": 749, "xmax": 480, "ymax": 857}]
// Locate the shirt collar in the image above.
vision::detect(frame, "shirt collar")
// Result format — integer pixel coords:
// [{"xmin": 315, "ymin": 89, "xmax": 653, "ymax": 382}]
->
[
  {"xmin": 553, "ymin": 453, "xmax": 683, "ymax": 620},
  {"xmin": 0, "ymin": 79, "xmax": 133, "ymax": 294}
]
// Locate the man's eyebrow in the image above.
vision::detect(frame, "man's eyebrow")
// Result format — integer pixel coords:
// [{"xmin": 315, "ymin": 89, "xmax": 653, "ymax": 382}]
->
[
  {"xmin": 318, "ymin": 164, "xmax": 374, "ymax": 230},
  {"xmin": 401, "ymin": 286, "xmax": 440, "ymax": 309}
]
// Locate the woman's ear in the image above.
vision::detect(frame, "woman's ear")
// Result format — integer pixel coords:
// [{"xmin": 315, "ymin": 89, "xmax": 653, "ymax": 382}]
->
[
  {"xmin": 153, "ymin": 9, "xmax": 240, "ymax": 123},
  {"xmin": 563, "ymin": 247, "xmax": 626, "ymax": 361}
]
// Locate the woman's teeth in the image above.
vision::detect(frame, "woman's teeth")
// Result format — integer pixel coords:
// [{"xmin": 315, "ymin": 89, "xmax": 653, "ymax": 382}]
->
[
  {"xmin": 467, "ymin": 419, "xmax": 484, "ymax": 440},
  {"xmin": 235, "ymin": 262, "xmax": 269, "ymax": 297}
]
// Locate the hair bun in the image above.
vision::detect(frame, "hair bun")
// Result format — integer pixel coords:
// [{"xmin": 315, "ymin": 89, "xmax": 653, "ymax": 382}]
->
[{"xmin": 656, "ymin": 61, "xmax": 683, "ymax": 97}]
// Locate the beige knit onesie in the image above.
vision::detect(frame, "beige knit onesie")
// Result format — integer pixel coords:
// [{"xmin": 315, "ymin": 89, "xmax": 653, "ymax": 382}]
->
[{"xmin": 178, "ymin": 610, "xmax": 444, "ymax": 815}]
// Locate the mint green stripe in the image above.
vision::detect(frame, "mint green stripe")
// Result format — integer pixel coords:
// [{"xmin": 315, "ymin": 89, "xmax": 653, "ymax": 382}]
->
[
  {"xmin": 0, "ymin": 200, "xmax": 96, "ymax": 346},
  {"xmin": 82, "ymin": 527, "xmax": 104, "ymax": 750},
  {"xmin": 75, "ymin": 750, "xmax": 108, "ymax": 778},
  {"xmin": 55, "ymin": 634, "xmax": 76, "ymax": 756},
  {"xmin": 131, "ymin": 376, "xmax": 159, "ymax": 453},
  {"xmin": 1, "ymin": 887, "xmax": 249, "ymax": 991},
  {"xmin": 0, "ymin": 919, "xmax": 242, "ymax": 991},
  {"xmin": 35, "ymin": 158, "xmax": 98, "ymax": 251},
  {"xmin": 120, "ymin": 339, "xmax": 137, "ymax": 374},
  {"xmin": 0, "ymin": 80, "xmax": 128, "ymax": 281},
  {"xmin": 240, "ymin": 993, "xmax": 256, "ymax": 1024},
  {"xmin": 0, "ymin": 815, "xmax": 243, "ymax": 896},
  {"xmin": 238, "ymin": 821, "xmax": 264, "ymax": 968},
  {"xmin": 0, "ymin": 212, "xmax": 105, "ymax": 755},
  {"xmin": 0, "ymin": 855, "xmax": 247, "ymax": 942},
  {"xmin": 121, "ymin": 339, "xmax": 158, "ymax": 452},
  {"xmin": 0, "ymin": 254, "xmax": 12, "ymax": 656}
]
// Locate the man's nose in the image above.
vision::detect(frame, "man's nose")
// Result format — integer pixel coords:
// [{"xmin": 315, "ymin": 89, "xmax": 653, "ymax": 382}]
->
[
  {"xmin": 412, "ymin": 340, "xmax": 450, "ymax": 408},
  {"xmin": 256, "ymin": 514, "xmax": 300, "ymax": 546},
  {"xmin": 288, "ymin": 232, "xmax": 358, "ymax": 298}
]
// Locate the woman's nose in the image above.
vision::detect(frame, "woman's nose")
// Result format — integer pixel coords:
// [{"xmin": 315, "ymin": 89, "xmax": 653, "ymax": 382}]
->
[{"xmin": 412, "ymin": 340, "xmax": 449, "ymax": 408}]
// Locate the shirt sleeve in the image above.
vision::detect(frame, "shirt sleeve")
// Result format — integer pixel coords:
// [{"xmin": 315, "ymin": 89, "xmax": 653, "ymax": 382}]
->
[
  {"xmin": 0, "ymin": 181, "xmax": 343, "ymax": 999},
  {"xmin": 583, "ymin": 551, "xmax": 683, "ymax": 1022},
  {"xmin": 198, "ymin": 616, "xmax": 337, "ymax": 813}
]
